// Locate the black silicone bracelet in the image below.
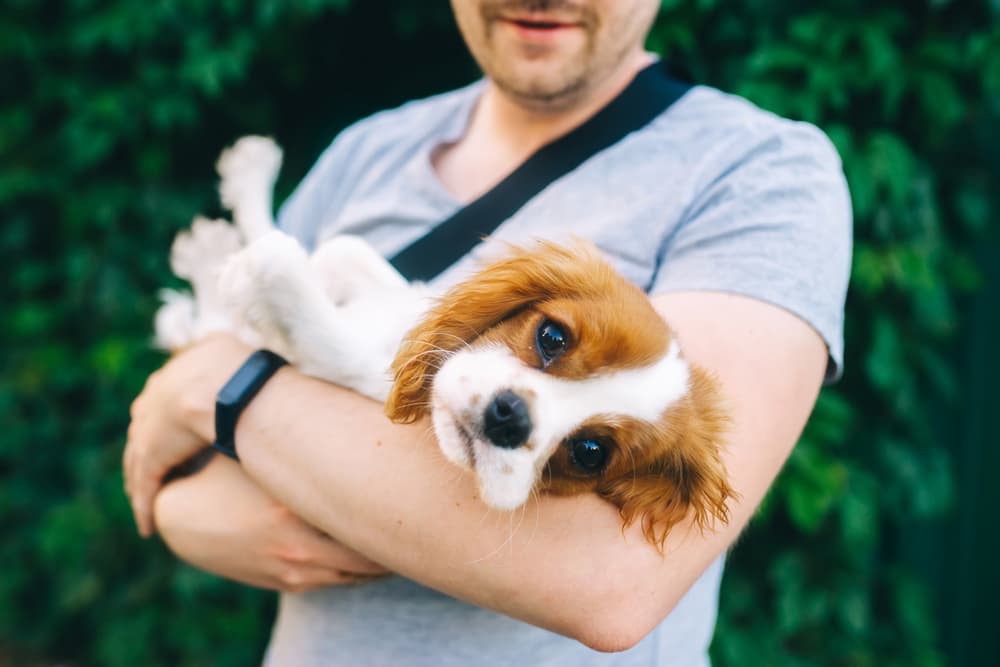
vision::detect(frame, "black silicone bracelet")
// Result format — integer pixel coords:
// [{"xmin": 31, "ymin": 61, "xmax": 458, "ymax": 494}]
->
[{"xmin": 211, "ymin": 349, "xmax": 288, "ymax": 461}]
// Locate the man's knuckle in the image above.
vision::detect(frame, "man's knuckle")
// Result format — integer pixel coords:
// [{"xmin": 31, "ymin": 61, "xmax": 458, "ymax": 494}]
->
[
  {"xmin": 279, "ymin": 569, "xmax": 307, "ymax": 591},
  {"xmin": 270, "ymin": 505, "xmax": 300, "ymax": 527},
  {"xmin": 177, "ymin": 392, "xmax": 210, "ymax": 424},
  {"xmin": 276, "ymin": 543, "xmax": 311, "ymax": 565}
]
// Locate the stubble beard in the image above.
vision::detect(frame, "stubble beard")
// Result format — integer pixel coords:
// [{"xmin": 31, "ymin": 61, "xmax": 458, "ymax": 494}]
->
[
  {"xmin": 487, "ymin": 49, "xmax": 594, "ymax": 111},
  {"xmin": 475, "ymin": 0, "xmax": 607, "ymax": 112}
]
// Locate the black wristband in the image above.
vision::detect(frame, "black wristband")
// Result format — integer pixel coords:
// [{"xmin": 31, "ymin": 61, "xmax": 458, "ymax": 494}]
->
[{"xmin": 212, "ymin": 349, "xmax": 288, "ymax": 461}]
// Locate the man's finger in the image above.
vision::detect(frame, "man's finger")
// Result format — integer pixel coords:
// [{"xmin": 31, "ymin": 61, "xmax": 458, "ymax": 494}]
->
[
  {"xmin": 122, "ymin": 449, "xmax": 132, "ymax": 498},
  {"xmin": 126, "ymin": 492, "xmax": 144, "ymax": 536},
  {"xmin": 318, "ymin": 545, "xmax": 386, "ymax": 575},
  {"xmin": 133, "ymin": 493, "xmax": 153, "ymax": 537},
  {"xmin": 129, "ymin": 471, "xmax": 159, "ymax": 537},
  {"xmin": 293, "ymin": 531, "xmax": 387, "ymax": 576},
  {"xmin": 122, "ymin": 439, "xmax": 131, "ymax": 476},
  {"xmin": 274, "ymin": 564, "xmax": 371, "ymax": 593}
]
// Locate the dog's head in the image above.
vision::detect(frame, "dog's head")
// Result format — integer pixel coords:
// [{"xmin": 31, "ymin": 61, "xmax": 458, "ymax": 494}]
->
[{"xmin": 385, "ymin": 241, "xmax": 733, "ymax": 547}]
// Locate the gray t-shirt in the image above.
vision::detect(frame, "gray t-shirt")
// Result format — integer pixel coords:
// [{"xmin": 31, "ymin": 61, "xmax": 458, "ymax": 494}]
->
[{"xmin": 267, "ymin": 79, "xmax": 851, "ymax": 666}]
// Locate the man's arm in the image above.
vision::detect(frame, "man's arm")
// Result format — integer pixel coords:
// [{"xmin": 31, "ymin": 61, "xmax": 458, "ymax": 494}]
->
[
  {"xmin": 169, "ymin": 289, "xmax": 825, "ymax": 651},
  {"xmin": 154, "ymin": 453, "xmax": 389, "ymax": 592}
]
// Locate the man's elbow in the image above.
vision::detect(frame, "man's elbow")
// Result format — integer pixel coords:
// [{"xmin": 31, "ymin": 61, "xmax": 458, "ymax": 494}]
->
[
  {"xmin": 565, "ymin": 596, "xmax": 667, "ymax": 653},
  {"xmin": 577, "ymin": 628, "xmax": 645, "ymax": 654}
]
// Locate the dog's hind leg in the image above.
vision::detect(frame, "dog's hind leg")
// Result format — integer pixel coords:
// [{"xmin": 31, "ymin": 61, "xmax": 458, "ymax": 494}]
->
[
  {"xmin": 218, "ymin": 230, "xmax": 406, "ymax": 401},
  {"xmin": 217, "ymin": 136, "xmax": 283, "ymax": 243},
  {"xmin": 160, "ymin": 216, "xmax": 244, "ymax": 346},
  {"xmin": 309, "ymin": 235, "xmax": 409, "ymax": 306}
]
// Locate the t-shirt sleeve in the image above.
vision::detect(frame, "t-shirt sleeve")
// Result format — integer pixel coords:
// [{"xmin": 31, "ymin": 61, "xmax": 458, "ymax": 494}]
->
[{"xmin": 650, "ymin": 121, "xmax": 853, "ymax": 382}]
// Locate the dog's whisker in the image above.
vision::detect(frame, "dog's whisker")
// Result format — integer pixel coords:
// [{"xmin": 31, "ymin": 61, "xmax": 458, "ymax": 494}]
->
[
  {"xmin": 530, "ymin": 504, "xmax": 541, "ymax": 546},
  {"xmin": 400, "ymin": 350, "xmax": 447, "ymax": 369},
  {"xmin": 466, "ymin": 507, "xmax": 521, "ymax": 565},
  {"xmin": 398, "ymin": 336, "xmax": 462, "ymax": 355},
  {"xmin": 391, "ymin": 400, "xmax": 435, "ymax": 413},
  {"xmin": 397, "ymin": 338, "xmax": 453, "ymax": 355},
  {"xmin": 395, "ymin": 347, "xmax": 451, "ymax": 371},
  {"xmin": 396, "ymin": 349, "xmax": 445, "ymax": 364},
  {"xmin": 425, "ymin": 331, "xmax": 475, "ymax": 351}
]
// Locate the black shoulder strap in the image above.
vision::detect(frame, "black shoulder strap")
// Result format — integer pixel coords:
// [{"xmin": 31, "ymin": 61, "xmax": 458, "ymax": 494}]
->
[{"xmin": 389, "ymin": 61, "xmax": 692, "ymax": 281}]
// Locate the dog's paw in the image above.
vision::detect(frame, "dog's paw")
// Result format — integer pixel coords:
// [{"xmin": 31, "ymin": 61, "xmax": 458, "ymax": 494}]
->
[
  {"xmin": 170, "ymin": 216, "xmax": 243, "ymax": 283},
  {"xmin": 153, "ymin": 288, "xmax": 196, "ymax": 350},
  {"xmin": 216, "ymin": 136, "xmax": 283, "ymax": 212},
  {"xmin": 218, "ymin": 230, "xmax": 308, "ymax": 314},
  {"xmin": 217, "ymin": 231, "xmax": 310, "ymax": 357}
]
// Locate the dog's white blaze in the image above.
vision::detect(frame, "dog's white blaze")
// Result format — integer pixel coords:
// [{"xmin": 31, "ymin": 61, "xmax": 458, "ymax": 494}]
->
[{"xmin": 432, "ymin": 342, "xmax": 690, "ymax": 509}]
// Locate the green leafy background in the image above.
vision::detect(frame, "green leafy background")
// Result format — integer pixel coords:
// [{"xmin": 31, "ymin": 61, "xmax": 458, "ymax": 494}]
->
[{"xmin": 2, "ymin": 1, "xmax": 997, "ymax": 665}]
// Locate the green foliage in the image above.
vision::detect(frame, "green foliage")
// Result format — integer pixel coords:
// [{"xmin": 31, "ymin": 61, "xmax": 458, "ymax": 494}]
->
[
  {"xmin": 648, "ymin": 2, "xmax": 996, "ymax": 665},
  {"xmin": 1, "ymin": 0, "xmax": 994, "ymax": 665}
]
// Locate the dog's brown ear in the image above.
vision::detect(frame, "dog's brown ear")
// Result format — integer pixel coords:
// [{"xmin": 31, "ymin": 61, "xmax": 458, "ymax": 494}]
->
[
  {"xmin": 597, "ymin": 367, "xmax": 735, "ymax": 550},
  {"xmin": 384, "ymin": 240, "xmax": 613, "ymax": 423}
]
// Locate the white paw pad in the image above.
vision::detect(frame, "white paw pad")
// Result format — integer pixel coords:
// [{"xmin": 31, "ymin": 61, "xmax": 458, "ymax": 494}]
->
[
  {"xmin": 153, "ymin": 288, "xmax": 196, "ymax": 350},
  {"xmin": 217, "ymin": 231, "xmax": 309, "ymax": 337},
  {"xmin": 170, "ymin": 216, "xmax": 243, "ymax": 283},
  {"xmin": 216, "ymin": 136, "xmax": 283, "ymax": 212}
]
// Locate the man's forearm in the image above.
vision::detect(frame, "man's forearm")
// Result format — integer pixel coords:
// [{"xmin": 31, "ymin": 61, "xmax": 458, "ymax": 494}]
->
[
  {"xmin": 236, "ymin": 369, "xmax": 722, "ymax": 646},
  {"xmin": 154, "ymin": 452, "xmax": 390, "ymax": 592}
]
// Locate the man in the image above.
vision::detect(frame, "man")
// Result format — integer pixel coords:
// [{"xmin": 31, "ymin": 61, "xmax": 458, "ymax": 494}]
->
[{"xmin": 124, "ymin": 0, "xmax": 852, "ymax": 664}]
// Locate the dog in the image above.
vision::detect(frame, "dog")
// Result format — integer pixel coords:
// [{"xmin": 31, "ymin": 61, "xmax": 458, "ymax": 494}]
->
[{"xmin": 155, "ymin": 136, "xmax": 734, "ymax": 548}]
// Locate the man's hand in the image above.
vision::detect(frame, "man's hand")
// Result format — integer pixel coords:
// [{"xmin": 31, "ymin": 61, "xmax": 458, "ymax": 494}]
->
[
  {"xmin": 124, "ymin": 334, "xmax": 253, "ymax": 536},
  {"xmin": 156, "ymin": 454, "xmax": 389, "ymax": 591}
]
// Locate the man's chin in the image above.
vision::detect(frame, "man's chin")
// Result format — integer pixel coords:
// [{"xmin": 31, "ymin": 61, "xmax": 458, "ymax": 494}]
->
[{"xmin": 491, "ymin": 66, "xmax": 590, "ymax": 108}]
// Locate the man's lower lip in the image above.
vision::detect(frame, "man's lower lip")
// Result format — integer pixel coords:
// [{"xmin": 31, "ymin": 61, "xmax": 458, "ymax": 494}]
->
[{"xmin": 500, "ymin": 19, "xmax": 579, "ymax": 40}]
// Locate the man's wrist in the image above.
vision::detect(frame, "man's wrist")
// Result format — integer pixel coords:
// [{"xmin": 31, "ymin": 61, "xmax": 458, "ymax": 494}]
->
[
  {"xmin": 174, "ymin": 334, "xmax": 257, "ymax": 444},
  {"xmin": 229, "ymin": 361, "xmax": 299, "ymax": 469},
  {"xmin": 213, "ymin": 349, "xmax": 289, "ymax": 461}
]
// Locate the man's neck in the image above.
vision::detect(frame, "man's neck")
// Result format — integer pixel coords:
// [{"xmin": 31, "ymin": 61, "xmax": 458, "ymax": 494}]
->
[
  {"xmin": 476, "ymin": 50, "xmax": 656, "ymax": 156},
  {"xmin": 432, "ymin": 50, "xmax": 655, "ymax": 203}
]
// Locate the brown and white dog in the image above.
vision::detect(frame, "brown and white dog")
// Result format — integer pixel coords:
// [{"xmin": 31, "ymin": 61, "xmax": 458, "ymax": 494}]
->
[{"xmin": 156, "ymin": 137, "xmax": 734, "ymax": 548}]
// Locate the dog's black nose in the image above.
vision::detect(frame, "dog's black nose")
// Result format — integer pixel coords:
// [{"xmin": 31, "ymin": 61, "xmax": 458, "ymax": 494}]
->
[{"xmin": 483, "ymin": 390, "xmax": 532, "ymax": 449}]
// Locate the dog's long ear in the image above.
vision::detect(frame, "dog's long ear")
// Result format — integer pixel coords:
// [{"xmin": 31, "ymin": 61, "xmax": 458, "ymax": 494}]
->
[
  {"xmin": 385, "ymin": 240, "xmax": 612, "ymax": 423},
  {"xmin": 597, "ymin": 367, "xmax": 736, "ymax": 550}
]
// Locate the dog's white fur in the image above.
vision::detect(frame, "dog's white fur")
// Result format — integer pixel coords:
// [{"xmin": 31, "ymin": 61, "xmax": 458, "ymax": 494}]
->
[
  {"xmin": 157, "ymin": 136, "xmax": 697, "ymax": 511},
  {"xmin": 156, "ymin": 136, "xmax": 430, "ymax": 399}
]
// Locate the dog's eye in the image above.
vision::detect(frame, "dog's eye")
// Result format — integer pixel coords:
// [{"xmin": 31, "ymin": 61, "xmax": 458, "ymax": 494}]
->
[
  {"xmin": 536, "ymin": 319, "xmax": 568, "ymax": 366},
  {"xmin": 569, "ymin": 438, "xmax": 607, "ymax": 473}
]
